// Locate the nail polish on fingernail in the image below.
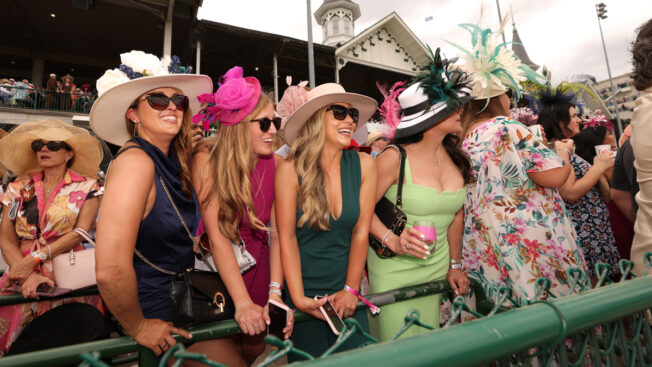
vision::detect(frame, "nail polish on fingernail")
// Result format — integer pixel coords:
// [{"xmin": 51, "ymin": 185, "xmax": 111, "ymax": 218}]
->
[
  {"xmin": 422, "ymin": 256, "xmax": 427, "ymax": 259},
  {"xmin": 425, "ymin": 251, "xmax": 431, "ymax": 255},
  {"xmin": 420, "ymin": 234, "xmax": 426, "ymax": 239}
]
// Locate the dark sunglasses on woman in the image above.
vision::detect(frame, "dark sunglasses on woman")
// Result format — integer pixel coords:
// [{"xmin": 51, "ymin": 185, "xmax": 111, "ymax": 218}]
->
[
  {"xmin": 327, "ymin": 105, "xmax": 359, "ymax": 123},
  {"xmin": 31, "ymin": 140, "xmax": 70, "ymax": 152},
  {"xmin": 251, "ymin": 117, "xmax": 282, "ymax": 133},
  {"xmin": 140, "ymin": 93, "xmax": 189, "ymax": 111}
]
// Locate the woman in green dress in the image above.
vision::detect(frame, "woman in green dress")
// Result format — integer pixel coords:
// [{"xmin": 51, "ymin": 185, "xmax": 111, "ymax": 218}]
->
[
  {"xmin": 368, "ymin": 48, "xmax": 472, "ymax": 341},
  {"xmin": 275, "ymin": 83, "xmax": 377, "ymax": 361}
]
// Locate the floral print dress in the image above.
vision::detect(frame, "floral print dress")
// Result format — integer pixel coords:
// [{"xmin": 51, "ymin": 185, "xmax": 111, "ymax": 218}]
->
[
  {"xmin": 0, "ymin": 169, "xmax": 103, "ymax": 355},
  {"xmin": 461, "ymin": 117, "xmax": 586, "ymax": 303},
  {"xmin": 566, "ymin": 155, "xmax": 621, "ymax": 277}
]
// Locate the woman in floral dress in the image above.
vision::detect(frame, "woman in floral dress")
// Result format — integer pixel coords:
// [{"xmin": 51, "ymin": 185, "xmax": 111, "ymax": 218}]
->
[
  {"xmin": 0, "ymin": 119, "xmax": 104, "ymax": 354},
  {"xmin": 452, "ymin": 22, "xmax": 587, "ymax": 302}
]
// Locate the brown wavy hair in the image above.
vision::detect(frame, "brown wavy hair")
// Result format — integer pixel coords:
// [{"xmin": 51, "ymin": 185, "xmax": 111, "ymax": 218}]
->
[
  {"xmin": 288, "ymin": 107, "xmax": 330, "ymax": 231},
  {"xmin": 631, "ymin": 18, "xmax": 652, "ymax": 91},
  {"xmin": 198, "ymin": 92, "xmax": 273, "ymax": 241},
  {"xmin": 125, "ymin": 89, "xmax": 193, "ymax": 198},
  {"xmin": 460, "ymin": 96, "xmax": 511, "ymax": 138}
]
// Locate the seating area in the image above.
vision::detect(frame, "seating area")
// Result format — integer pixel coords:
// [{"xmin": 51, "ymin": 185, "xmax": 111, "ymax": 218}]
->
[{"xmin": 0, "ymin": 79, "xmax": 97, "ymax": 114}]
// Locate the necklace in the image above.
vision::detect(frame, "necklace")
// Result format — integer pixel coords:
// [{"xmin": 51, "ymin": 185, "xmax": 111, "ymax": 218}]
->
[{"xmin": 436, "ymin": 158, "xmax": 441, "ymax": 167}]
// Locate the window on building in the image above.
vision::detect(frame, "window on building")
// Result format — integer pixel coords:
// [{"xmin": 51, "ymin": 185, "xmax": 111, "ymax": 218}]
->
[
  {"xmin": 343, "ymin": 16, "xmax": 351, "ymax": 34},
  {"xmin": 332, "ymin": 15, "xmax": 340, "ymax": 34}
]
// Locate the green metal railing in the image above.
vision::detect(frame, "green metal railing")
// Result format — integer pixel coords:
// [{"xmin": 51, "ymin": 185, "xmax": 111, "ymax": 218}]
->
[
  {"xmin": 2, "ymin": 256, "xmax": 651, "ymax": 366},
  {"xmin": 0, "ymin": 86, "xmax": 96, "ymax": 113}
]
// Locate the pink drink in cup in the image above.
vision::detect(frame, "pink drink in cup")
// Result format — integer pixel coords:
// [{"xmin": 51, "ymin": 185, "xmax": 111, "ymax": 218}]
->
[{"xmin": 413, "ymin": 220, "xmax": 437, "ymax": 251}]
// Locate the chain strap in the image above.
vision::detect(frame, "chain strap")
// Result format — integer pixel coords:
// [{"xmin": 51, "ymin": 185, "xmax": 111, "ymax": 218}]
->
[{"xmin": 134, "ymin": 176, "xmax": 201, "ymax": 275}]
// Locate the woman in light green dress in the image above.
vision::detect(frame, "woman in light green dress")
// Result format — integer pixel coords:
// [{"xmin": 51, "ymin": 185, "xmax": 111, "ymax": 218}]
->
[{"xmin": 368, "ymin": 48, "xmax": 472, "ymax": 341}]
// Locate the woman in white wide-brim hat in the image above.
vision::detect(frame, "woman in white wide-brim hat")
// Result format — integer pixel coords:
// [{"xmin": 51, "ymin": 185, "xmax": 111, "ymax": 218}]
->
[
  {"xmin": 0, "ymin": 119, "xmax": 103, "ymax": 354},
  {"xmin": 275, "ymin": 82, "xmax": 377, "ymax": 361},
  {"xmin": 90, "ymin": 51, "xmax": 212, "ymax": 356}
]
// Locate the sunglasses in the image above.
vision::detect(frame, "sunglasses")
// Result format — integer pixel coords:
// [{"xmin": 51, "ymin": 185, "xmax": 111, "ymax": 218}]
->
[
  {"xmin": 31, "ymin": 140, "xmax": 69, "ymax": 152},
  {"xmin": 251, "ymin": 117, "xmax": 282, "ymax": 133},
  {"xmin": 140, "ymin": 93, "xmax": 189, "ymax": 111},
  {"xmin": 327, "ymin": 105, "xmax": 359, "ymax": 123}
]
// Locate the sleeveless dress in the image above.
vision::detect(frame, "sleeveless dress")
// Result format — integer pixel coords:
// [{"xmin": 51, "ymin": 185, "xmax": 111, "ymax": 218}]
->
[
  {"xmin": 239, "ymin": 155, "xmax": 275, "ymax": 307},
  {"xmin": 367, "ymin": 156, "xmax": 466, "ymax": 341},
  {"xmin": 127, "ymin": 137, "xmax": 197, "ymax": 321},
  {"xmin": 287, "ymin": 150, "xmax": 369, "ymax": 361}
]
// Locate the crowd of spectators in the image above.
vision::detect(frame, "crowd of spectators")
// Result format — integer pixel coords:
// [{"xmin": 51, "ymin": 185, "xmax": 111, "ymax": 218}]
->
[{"xmin": 0, "ymin": 74, "xmax": 96, "ymax": 113}]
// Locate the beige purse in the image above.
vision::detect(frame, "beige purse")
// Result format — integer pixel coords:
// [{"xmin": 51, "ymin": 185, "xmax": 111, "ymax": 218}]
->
[{"xmin": 52, "ymin": 228, "xmax": 96, "ymax": 290}]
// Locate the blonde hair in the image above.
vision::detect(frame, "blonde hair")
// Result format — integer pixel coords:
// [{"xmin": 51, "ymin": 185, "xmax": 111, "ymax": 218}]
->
[
  {"xmin": 288, "ymin": 107, "xmax": 330, "ymax": 231},
  {"xmin": 201, "ymin": 92, "xmax": 273, "ymax": 241},
  {"xmin": 125, "ymin": 90, "xmax": 194, "ymax": 198}
]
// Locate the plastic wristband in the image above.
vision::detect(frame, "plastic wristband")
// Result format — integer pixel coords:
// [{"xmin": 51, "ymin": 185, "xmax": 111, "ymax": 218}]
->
[
  {"xmin": 450, "ymin": 263, "xmax": 462, "ymax": 269},
  {"xmin": 344, "ymin": 284, "xmax": 380, "ymax": 315},
  {"xmin": 269, "ymin": 288, "xmax": 282, "ymax": 297},
  {"xmin": 268, "ymin": 282, "xmax": 282, "ymax": 290}
]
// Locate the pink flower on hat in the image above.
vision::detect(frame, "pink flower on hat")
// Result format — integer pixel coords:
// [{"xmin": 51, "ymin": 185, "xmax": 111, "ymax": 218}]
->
[
  {"xmin": 277, "ymin": 76, "xmax": 309, "ymax": 130},
  {"xmin": 192, "ymin": 66, "xmax": 261, "ymax": 128}
]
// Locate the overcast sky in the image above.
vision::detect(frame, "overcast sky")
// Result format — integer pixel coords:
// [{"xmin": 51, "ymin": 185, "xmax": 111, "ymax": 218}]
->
[{"xmin": 198, "ymin": 0, "xmax": 651, "ymax": 85}]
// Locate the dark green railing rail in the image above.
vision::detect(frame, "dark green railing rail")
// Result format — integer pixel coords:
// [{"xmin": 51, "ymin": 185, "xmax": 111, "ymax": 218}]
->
[
  {"xmin": 0, "ymin": 287, "xmax": 100, "ymax": 306},
  {"xmin": 0, "ymin": 279, "xmax": 465, "ymax": 366}
]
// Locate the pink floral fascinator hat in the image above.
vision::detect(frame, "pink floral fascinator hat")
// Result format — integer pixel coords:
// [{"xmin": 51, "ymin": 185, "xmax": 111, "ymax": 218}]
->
[
  {"xmin": 192, "ymin": 66, "xmax": 261, "ymax": 130},
  {"xmin": 276, "ymin": 76, "xmax": 309, "ymax": 131}
]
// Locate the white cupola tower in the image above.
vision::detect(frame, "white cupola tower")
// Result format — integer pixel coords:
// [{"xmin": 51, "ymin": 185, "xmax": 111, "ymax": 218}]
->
[{"xmin": 314, "ymin": 0, "xmax": 360, "ymax": 47}]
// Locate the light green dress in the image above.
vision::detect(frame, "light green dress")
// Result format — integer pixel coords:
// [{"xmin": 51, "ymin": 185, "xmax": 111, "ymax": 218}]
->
[{"xmin": 367, "ymin": 156, "xmax": 466, "ymax": 341}]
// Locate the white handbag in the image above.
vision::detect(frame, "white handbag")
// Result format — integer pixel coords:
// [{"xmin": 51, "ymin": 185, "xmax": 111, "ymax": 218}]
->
[
  {"xmin": 195, "ymin": 233, "xmax": 256, "ymax": 274},
  {"xmin": 51, "ymin": 228, "xmax": 96, "ymax": 290}
]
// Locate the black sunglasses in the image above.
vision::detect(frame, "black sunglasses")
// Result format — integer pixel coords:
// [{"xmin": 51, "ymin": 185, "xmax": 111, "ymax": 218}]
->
[
  {"xmin": 31, "ymin": 140, "xmax": 70, "ymax": 152},
  {"xmin": 140, "ymin": 93, "xmax": 189, "ymax": 111},
  {"xmin": 251, "ymin": 117, "xmax": 281, "ymax": 133},
  {"xmin": 327, "ymin": 105, "xmax": 359, "ymax": 123}
]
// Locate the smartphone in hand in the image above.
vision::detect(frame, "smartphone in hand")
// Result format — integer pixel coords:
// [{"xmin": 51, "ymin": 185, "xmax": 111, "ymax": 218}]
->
[
  {"xmin": 315, "ymin": 296, "xmax": 346, "ymax": 335},
  {"xmin": 268, "ymin": 299, "xmax": 290, "ymax": 339}
]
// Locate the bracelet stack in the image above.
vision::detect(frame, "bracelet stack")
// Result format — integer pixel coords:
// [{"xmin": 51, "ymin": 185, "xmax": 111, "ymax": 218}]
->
[
  {"xmin": 450, "ymin": 258, "xmax": 462, "ymax": 269},
  {"xmin": 269, "ymin": 282, "xmax": 282, "ymax": 297}
]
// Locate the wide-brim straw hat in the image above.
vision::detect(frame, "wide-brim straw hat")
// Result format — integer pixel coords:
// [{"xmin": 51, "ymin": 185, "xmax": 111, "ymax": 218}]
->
[
  {"xmin": 365, "ymin": 130, "xmax": 387, "ymax": 146},
  {"xmin": 283, "ymin": 83, "xmax": 377, "ymax": 145},
  {"xmin": 0, "ymin": 119, "xmax": 103, "ymax": 178},
  {"xmin": 90, "ymin": 74, "xmax": 213, "ymax": 146}
]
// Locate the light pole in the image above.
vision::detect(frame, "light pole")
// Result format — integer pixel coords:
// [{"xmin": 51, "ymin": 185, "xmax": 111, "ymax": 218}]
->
[
  {"xmin": 306, "ymin": 0, "xmax": 316, "ymax": 88},
  {"xmin": 595, "ymin": 2, "xmax": 623, "ymax": 136}
]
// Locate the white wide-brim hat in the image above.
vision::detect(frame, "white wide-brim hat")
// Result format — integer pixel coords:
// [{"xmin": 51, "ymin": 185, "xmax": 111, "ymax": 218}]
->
[
  {"xmin": 283, "ymin": 83, "xmax": 377, "ymax": 145},
  {"xmin": 90, "ymin": 74, "xmax": 213, "ymax": 146}
]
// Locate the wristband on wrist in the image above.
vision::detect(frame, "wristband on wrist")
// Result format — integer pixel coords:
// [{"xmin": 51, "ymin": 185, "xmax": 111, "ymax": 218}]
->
[
  {"xmin": 269, "ymin": 288, "xmax": 282, "ymax": 297},
  {"xmin": 268, "ymin": 282, "xmax": 282, "ymax": 290},
  {"xmin": 556, "ymin": 147, "xmax": 572, "ymax": 158},
  {"xmin": 344, "ymin": 284, "xmax": 380, "ymax": 315},
  {"xmin": 450, "ymin": 263, "xmax": 463, "ymax": 269},
  {"xmin": 235, "ymin": 299, "xmax": 252, "ymax": 310}
]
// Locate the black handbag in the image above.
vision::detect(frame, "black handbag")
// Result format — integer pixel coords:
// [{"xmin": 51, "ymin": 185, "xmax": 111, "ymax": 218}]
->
[
  {"xmin": 170, "ymin": 269, "xmax": 235, "ymax": 327},
  {"xmin": 369, "ymin": 145, "xmax": 408, "ymax": 258}
]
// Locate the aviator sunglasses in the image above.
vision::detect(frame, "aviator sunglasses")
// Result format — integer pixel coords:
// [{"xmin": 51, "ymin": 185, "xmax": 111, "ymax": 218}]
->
[
  {"xmin": 251, "ymin": 117, "xmax": 282, "ymax": 133},
  {"xmin": 327, "ymin": 105, "xmax": 360, "ymax": 123},
  {"xmin": 139, "ymin": 93, "xmax": 189, "ymax": 111},
  {"xmin": 31, "ymin": 140, "xmax": 70, "ymax": 152}
]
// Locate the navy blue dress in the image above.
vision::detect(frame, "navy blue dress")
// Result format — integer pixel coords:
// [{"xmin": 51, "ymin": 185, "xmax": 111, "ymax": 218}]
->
[{"xmin": 127, "ymin": 137, "xmax": 197, "ymax": 321}]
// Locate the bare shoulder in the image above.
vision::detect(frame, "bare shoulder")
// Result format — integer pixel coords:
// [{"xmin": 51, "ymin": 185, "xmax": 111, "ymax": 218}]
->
[
  {"xmin": 275, "ymin": 158, "xmax": 298, "ymax": 185},
  {"xmin": 357, "ymin": 152, "xmax": 376, "ymax": 172},
  {"xmin": 110, "ymin": 144, "xmax": 154, "ymax": 180}
]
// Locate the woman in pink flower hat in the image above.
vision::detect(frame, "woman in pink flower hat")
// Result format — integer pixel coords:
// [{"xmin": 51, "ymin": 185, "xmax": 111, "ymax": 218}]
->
[{"xmin": 191, "ymin": 66, "xmax": 293, "ymax": 365}]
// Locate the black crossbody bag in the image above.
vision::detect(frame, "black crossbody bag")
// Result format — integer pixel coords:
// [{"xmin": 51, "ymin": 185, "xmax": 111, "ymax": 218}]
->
[{"xmin": 369, "ymin": 144, "xmax": 407, "ymax": 258}]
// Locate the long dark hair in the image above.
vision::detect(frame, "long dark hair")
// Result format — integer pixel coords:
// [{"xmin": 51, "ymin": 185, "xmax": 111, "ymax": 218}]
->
[
  {"xmin": 392, "ymin": 132, "xmax": 471, "ymax": 184},
  {"xmin": 574, "ymin": 126, "xmax": 608, "ymax": 163},
  {"xmin": 538, "ymin": 101, "xmax": 575, "ymax": 141}
]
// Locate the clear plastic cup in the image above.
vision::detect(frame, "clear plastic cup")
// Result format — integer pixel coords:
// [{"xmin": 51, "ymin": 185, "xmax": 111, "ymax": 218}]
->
[{"xmin": 412, "ymin": 220, "xmax": 437, "ymax": 251}]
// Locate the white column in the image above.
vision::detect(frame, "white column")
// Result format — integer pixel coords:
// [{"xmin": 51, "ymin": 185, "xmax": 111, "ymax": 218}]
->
[
  {"xmin": 273, "ymin": 52, "xmax": 279, "ymax": 104},
  {"xmin": 163, "ymin": 0, "xmax": 175, "ymax": 59},
  {"xmin": 195, "ymin": 39, "xmax": 201, "ymax": 74}
]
